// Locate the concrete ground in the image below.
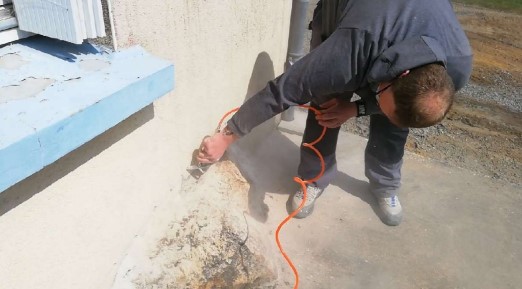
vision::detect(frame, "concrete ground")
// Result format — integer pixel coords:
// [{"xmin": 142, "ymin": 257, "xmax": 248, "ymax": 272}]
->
[
  {"xmin": 230, "ymin": 107, "xmax": 522, "ymax": 289},
  {"xmin": 1, "ymin": 106, "xmax": 520, "ymax": 289}
]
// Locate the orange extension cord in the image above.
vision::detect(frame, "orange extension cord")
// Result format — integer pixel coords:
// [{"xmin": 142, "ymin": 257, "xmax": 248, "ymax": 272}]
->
[{"xmin": 217, "ymin": 105, "xmax": 326, "ymax": 289}]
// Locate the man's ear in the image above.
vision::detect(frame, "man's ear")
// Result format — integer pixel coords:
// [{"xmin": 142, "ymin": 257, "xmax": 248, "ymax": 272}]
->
[{"xmin": 399, "ymin": 70, "xmax": 410, "ymax": 78}]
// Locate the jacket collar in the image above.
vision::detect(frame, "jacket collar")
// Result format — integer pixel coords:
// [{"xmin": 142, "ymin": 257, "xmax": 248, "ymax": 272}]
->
[{"xmin": 368, "ymin": 36, "xmax": 447, "ymax": 83}]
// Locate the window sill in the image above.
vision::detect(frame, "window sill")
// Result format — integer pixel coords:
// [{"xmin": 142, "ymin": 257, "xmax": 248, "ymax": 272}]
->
[{"xmin": 0, "ymin": 36, "xmax": 174, "ymax": 193}]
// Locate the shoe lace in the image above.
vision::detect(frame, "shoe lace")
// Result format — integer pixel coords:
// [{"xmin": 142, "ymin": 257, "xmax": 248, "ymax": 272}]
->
[
  {"xmin": 388, "ymin": 195, "xmax": 399, "ymax": 207},
  {"xmin": 296, "ymin": 186, "xmax": 321, "ymax": 202}
]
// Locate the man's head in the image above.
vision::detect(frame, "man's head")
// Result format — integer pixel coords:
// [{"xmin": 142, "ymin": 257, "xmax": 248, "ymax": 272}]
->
[{"xmin": 377, "ymin": 64, "xmax": 455, "ymax": 128}]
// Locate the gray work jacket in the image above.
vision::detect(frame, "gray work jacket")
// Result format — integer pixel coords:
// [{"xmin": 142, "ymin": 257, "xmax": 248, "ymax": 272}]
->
[{"xmin": 228, "ymin": 0, "xmax": 473, "ymax": 136}]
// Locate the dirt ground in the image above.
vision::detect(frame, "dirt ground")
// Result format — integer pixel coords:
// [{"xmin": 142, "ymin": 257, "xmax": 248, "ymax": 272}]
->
[{"xmin": 344, "ymin": 4, "xmax": 521, "ymax": 185}]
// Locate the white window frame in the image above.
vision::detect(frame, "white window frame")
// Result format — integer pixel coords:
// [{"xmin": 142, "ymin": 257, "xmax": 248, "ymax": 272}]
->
[
  {"xmin": 0, "ymin": 1, "xmax": 16, "ymax": 31},
  {"xmin": 0, "ymin": 0, "xmax": 31, "ymax": 45},
  {"xmin": 0, "ymin": 0, "xmax": 106, "ymax": 46}
]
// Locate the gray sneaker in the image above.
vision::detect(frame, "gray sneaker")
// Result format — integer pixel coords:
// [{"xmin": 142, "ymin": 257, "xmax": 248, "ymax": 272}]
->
[
  {"xmin": 377, "ymin": 195, "xmax": 403, "ymax": 226},
  {"xmin": 291, "ymin": 185, "xmax": 324, "ymax": 219}
]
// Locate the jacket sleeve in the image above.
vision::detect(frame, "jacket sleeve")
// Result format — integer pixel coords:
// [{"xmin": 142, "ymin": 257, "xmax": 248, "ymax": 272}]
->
[{"xmin": 227, "ymin": 28, "xmax": 374, "ymax": 137}]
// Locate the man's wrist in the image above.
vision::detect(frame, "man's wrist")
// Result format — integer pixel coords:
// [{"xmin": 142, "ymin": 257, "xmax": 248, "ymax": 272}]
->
[
  {"xmin": 354, "ymin": 100, "xmax": 367, "ymax": 117},
  {"xmin": 221, "ymin": 126, "xmax": 239, "ymax": 143},
  {"xmin": 221, "ymin": 126, "xmax": 235, "ymax": 136}
]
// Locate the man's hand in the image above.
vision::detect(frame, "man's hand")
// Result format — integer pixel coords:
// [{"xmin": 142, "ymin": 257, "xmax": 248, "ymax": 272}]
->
[
  {"xmin": 197, "ymin": 131, "xmax": 238, "ymax": 163},
  {"xmin": 316, "ymin": 98, "xmax": 357, "ymax": 128}
]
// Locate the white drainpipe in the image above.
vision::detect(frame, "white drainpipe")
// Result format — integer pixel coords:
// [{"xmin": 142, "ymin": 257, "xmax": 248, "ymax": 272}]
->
[{"xmin": 281, "ymin": 0, "xmax": 310, "ymax": 121}]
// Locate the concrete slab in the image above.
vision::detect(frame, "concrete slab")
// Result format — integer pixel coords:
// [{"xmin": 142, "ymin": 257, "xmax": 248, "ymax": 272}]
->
[{"xmin": 230, "ymin": 107, "xmax": 522, "ymax": 289}]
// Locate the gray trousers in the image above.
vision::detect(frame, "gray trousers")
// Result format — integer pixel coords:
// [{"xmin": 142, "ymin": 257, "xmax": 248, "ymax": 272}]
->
[
  {"xmin": 297, "ymin": 1, "xmax": 409, "ymax": 197},
  {"xmin": 297, "ymin": 108, "xmax": 409, "ymax": 197}
]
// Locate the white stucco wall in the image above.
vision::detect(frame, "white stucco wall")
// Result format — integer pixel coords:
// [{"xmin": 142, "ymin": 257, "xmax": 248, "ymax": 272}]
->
[
  {"xmin": 0, "ymin": 1, "xmax": 291, "ymax": 288},
  {"xmin": 111, "ymin": 0, "xmax": 292, "ymax": 163}
]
